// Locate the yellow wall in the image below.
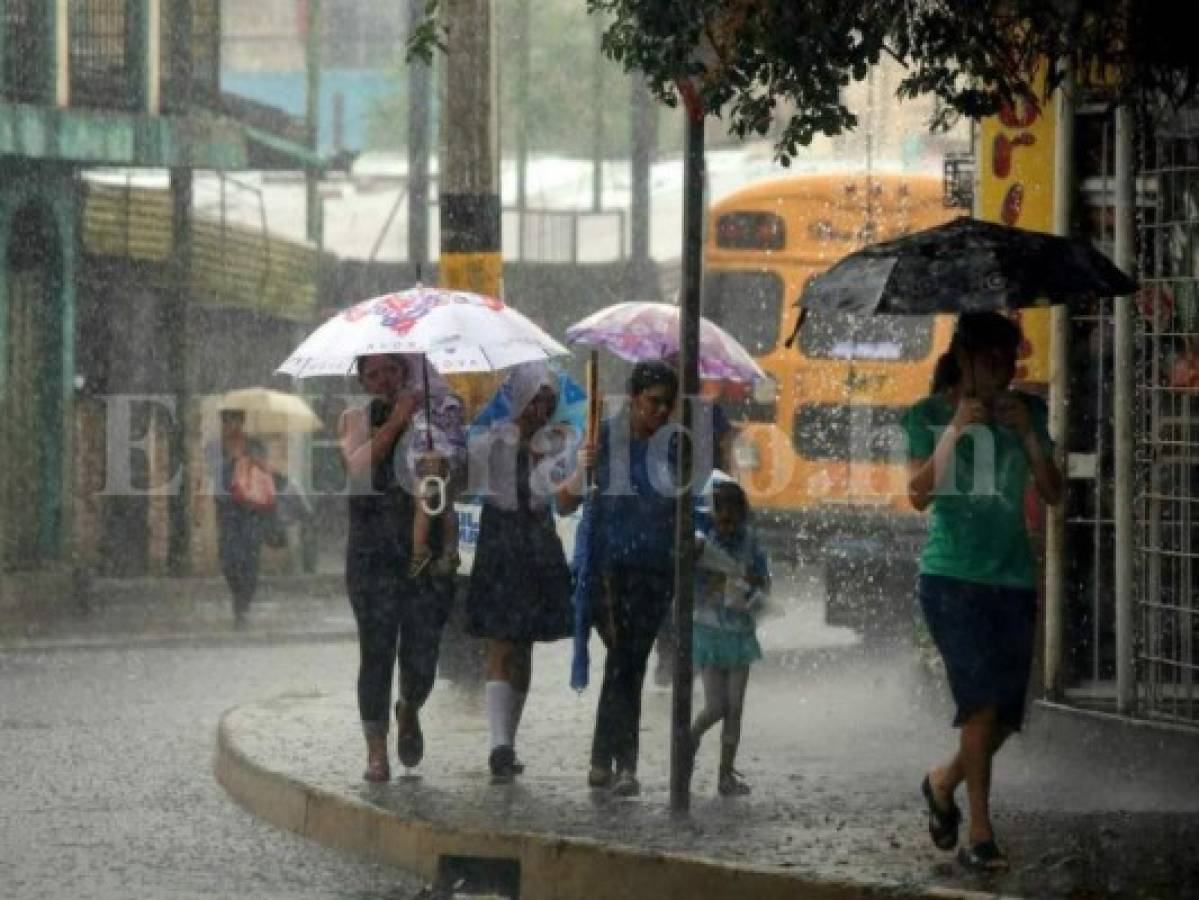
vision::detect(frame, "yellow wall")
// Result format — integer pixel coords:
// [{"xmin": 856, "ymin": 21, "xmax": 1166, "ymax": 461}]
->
[{"xmin": 977, "ymin": 70, "xmax": 1056, "ymax": 384}]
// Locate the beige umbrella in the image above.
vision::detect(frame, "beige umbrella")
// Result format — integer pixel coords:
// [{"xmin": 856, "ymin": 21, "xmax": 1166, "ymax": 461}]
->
[{"xmin": 215, "ymin": 387, "xmax": 323, "ymax": 434}]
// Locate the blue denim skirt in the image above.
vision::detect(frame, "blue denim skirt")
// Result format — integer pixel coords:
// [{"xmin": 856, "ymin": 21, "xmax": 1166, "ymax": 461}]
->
[{"xmin": 918, "ymin": 574, "xmax": 1037, "ymax": 730}]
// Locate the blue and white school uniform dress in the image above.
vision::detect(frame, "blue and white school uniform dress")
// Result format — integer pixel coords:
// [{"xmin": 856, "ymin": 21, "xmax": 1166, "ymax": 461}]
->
[{"xmin": 693, "ymin": 524, "xmax": 769, "ymax": 669}]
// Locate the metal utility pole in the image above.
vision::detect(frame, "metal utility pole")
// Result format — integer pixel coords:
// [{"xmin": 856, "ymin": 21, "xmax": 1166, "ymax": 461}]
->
[
  {"xmin": 591, "ymin": 17, "xmax": 604, "ymax": 212},
  {"xmin": 407, "ymin": 0, "xmax": 432, "ymax": 271},
  {"xmin": 439, "ymin": 0, "xmax": 500, "ymax": 297},
  {"xmin": 1045, "ymin": 72, "xmax": 1074, "ymax": 698},
  {"xmin": 304, "ymin": 0, "xmax": 322, "ymax": 244},
  {"xmin": 670, "ymin": 82, "xmax": 705, "ymax": 814},
  {"xmin": 332, "ymin": 91, "xmax": 345, "ymax": 158},
  {"xmin": 1113, "ymin": 103, "xmax": 1136, "ymax": 714},
  {"xmin": 166, "ymin": 0, "xmax": 193, "ymax": 575},
  {"xmin": 630, "ymin": 76, "xmax": 656, "ymax": 291},
  {"xmin": 167, "ymin": 172, "xmax": 192, "ymax": 574},
  {"xmin": 514, "ymin": 0, "xmax": 530, "ymax": 260}
]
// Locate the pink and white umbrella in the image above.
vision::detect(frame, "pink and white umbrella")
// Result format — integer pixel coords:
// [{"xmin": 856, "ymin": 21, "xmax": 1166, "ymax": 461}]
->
[
  {"xmin": 565, "ymin": 301, "xmax": 767, "ymax": 383},
  {"xmin": 277, "ymin": 286, "xmax": 569, "ymax": 378}
]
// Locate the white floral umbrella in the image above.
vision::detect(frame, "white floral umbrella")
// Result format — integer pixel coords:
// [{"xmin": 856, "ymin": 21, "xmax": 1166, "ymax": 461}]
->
[{"xmin": 277, "ymin": 286, "xmax": 569, "ymax": 378}]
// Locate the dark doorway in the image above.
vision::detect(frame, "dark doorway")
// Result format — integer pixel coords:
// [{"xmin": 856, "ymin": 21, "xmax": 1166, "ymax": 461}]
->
[{"xmin": 4, "ymin": 200, "xmax": 64, "ymax": 570}]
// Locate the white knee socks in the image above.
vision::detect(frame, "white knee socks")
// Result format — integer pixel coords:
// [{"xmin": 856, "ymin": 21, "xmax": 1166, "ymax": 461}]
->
[{"xmin": 486, "ymin": 681, "xmax": 518, "ymax": 751}]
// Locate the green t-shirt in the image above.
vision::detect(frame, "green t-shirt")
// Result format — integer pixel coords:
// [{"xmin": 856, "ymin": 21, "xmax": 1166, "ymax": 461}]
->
[{"xmin": 901, "ymin": 392, "xmax": 1052, "ymax": 589}]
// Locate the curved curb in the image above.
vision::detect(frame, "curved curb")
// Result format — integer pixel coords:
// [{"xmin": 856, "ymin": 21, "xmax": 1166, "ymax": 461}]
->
[{"xmin": 216, "ymin": 705, "xmax": 1013, "ymax": 900}]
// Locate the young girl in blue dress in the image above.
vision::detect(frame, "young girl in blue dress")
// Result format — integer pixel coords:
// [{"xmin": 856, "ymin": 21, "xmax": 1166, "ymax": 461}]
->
[{"xmin": 689, "ymin": 475, "xmax": 771, "ymax": 796}]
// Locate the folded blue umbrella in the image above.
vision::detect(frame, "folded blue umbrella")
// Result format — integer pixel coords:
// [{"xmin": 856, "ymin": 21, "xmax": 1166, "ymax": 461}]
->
[{"xmin": 570, "ymin": 494, "xmax": 600, "ymax": 692}]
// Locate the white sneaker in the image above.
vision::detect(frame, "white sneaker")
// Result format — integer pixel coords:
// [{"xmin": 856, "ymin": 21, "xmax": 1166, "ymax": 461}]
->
[{"xmin": 611, "ymin": 770, "xmax": 640, "ymax": 797}]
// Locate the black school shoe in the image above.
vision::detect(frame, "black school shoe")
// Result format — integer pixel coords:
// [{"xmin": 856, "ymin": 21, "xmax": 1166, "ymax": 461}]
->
[
  {"xmin": 489, "ymin": 745, "xmax": 517, "ymax": 781},
  {"xmin": 958, "ymin": 839, "xmax": 1009, "ymax": 872},
  {"xmin": 395, "ymin": 701, "xmax": 424, "ymax": 768}
]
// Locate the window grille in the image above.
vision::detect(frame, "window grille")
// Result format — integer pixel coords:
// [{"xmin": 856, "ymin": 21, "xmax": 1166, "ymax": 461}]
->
[
  {"xmin": 1136, "ymin": 109, "xmax": 1199, "ymax": 725},
  {"xmin": 68, "ymin": 0, "xmax": 138, "ymax": 111},
  {"xmin": 3, "ymin": 0, "xmax": 47, "ymax": 103}
]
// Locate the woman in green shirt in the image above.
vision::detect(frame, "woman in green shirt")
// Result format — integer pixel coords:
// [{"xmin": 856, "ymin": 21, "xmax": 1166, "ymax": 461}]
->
[{"xmin": 902, "ymin": 312, "xmax": 1063, "ymax": 872}]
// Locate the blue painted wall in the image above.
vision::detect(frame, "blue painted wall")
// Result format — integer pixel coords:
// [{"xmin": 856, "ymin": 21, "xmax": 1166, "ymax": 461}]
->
[{"xmin": 221, "ymin": 69, "xmax": 401, "ymax": 153}]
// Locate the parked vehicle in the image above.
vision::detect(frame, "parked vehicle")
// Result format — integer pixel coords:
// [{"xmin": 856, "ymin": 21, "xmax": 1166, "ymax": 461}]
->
[{"xmin": 702, "ymin": 172, "xmax": 962, "ymax": 635}]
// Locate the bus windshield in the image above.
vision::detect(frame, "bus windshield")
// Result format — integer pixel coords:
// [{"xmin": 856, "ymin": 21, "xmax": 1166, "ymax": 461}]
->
[
  {"xmin": 797, "ymin": 313, "xmax": 934, "ymax": 361},
  {"xmin": 701, "ymin": 171, "xmax": 962, "ymax": 522}
]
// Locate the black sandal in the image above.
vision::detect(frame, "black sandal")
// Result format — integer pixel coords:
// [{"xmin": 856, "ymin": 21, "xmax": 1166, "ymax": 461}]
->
[
  {"xmin": 921, "ymin": 775, "xmax": 961, "ymax": 851},
  {"xmin": 958, "ymin": 839, "xmax": 1009, "ymax": 872}
]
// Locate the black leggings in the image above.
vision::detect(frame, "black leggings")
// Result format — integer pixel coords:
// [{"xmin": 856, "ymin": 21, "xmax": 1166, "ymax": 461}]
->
[
  {"xmin": 590, "ymin": 567, "xmax": 673, "ymax": 774},
  {"xmin": 347, "ymin": 558, "xmax": 453, "ymax": 736}
]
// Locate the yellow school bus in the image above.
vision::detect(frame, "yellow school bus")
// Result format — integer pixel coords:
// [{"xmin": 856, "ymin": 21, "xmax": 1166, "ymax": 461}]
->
[{"xmin": 703, "ymin": 172, "xmax": 964, "ymax": 631}]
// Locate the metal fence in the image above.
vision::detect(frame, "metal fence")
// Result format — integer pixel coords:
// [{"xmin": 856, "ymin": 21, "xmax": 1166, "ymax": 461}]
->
[
  {"xmin": 507, "ymin": 207, "xmax": 627, "ymax": 263},
  {"xmin": 372, "ymin": 200, "xmax": 629, "ymax": 264},
  {"xmin": 159, "ymin": 0, "xmax": 221, "ymax": 110},
  {"xmin": 1136, "ymin": 110, "xmax": 1199, "ymax": 725},
  {"xmin": 1061, "ymin": 104, "xmax": 1123, "ymax": 698},
  {"xmin": 1064, "ymin": 298, "xmax": 1117, "ymax": 692},
  {"xmin": 81, "ymin": 173, "xmax": 318, "ymax": 323}
]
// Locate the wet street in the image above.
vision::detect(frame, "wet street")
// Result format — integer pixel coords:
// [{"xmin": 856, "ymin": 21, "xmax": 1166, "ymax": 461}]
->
[
  {"xmin": 4, "ymin": 569, "xmax": 1199, "ymax": 899},
  {"xmin": 0, "ymin": 636, "xmax": 424, "ymax": 899}
]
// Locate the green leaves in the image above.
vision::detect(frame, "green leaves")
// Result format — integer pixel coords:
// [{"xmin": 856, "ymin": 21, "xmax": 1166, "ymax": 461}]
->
[
  {"xmin": 584, "ymin": 0, "xmax": 1199, "ymax": 160},
  {"xmin": 404, "ymin": 1, "xmax": 1199, "ymax": 161},
  {"xmin": 406, "ymin": 0, "xmax": 447, "ymax": 64}
]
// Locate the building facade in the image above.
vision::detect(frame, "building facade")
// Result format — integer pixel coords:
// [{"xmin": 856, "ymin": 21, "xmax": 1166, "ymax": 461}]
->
[
  {"xmin": 0, "ymin": 0, "xmax": 315, "ymax": 602},
  {"xmin": 975, "ymin": 82, "xmax": 1199, "ymax": 729}
]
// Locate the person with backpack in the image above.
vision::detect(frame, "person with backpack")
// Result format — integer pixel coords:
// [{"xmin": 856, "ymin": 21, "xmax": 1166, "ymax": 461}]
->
[{"xmin": 206, "ymin": 408, "xmax": 274, "ymax": 628}]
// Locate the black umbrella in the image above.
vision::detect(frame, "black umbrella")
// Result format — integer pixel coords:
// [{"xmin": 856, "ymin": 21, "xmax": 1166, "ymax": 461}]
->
[{"xmin": 796, "ymin": 216, "xmax": 1137, "ymax": 317}]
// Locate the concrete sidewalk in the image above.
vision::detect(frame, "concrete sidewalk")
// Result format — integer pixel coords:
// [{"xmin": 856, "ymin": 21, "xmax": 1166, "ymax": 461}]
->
[
  {"xmin": 0, "ymin": 572, "xmax": 356, "ymax": 649},
  {"xmin": 216, "ymin": 640, "xmax": 1199, "ymax": 900}
]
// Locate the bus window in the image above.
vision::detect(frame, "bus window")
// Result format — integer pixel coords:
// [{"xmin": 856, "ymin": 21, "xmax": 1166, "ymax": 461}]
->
[
  {"xmin": 704, "ymin": 269, "xmax": 783, "ymax": 357},
  {"xmin": 714, "ymin": 212, "xmax": 786, "ymax": 250},
  {"xmin": 798, "ymin": 313, "xmax": 935, "ymax": 361}
]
